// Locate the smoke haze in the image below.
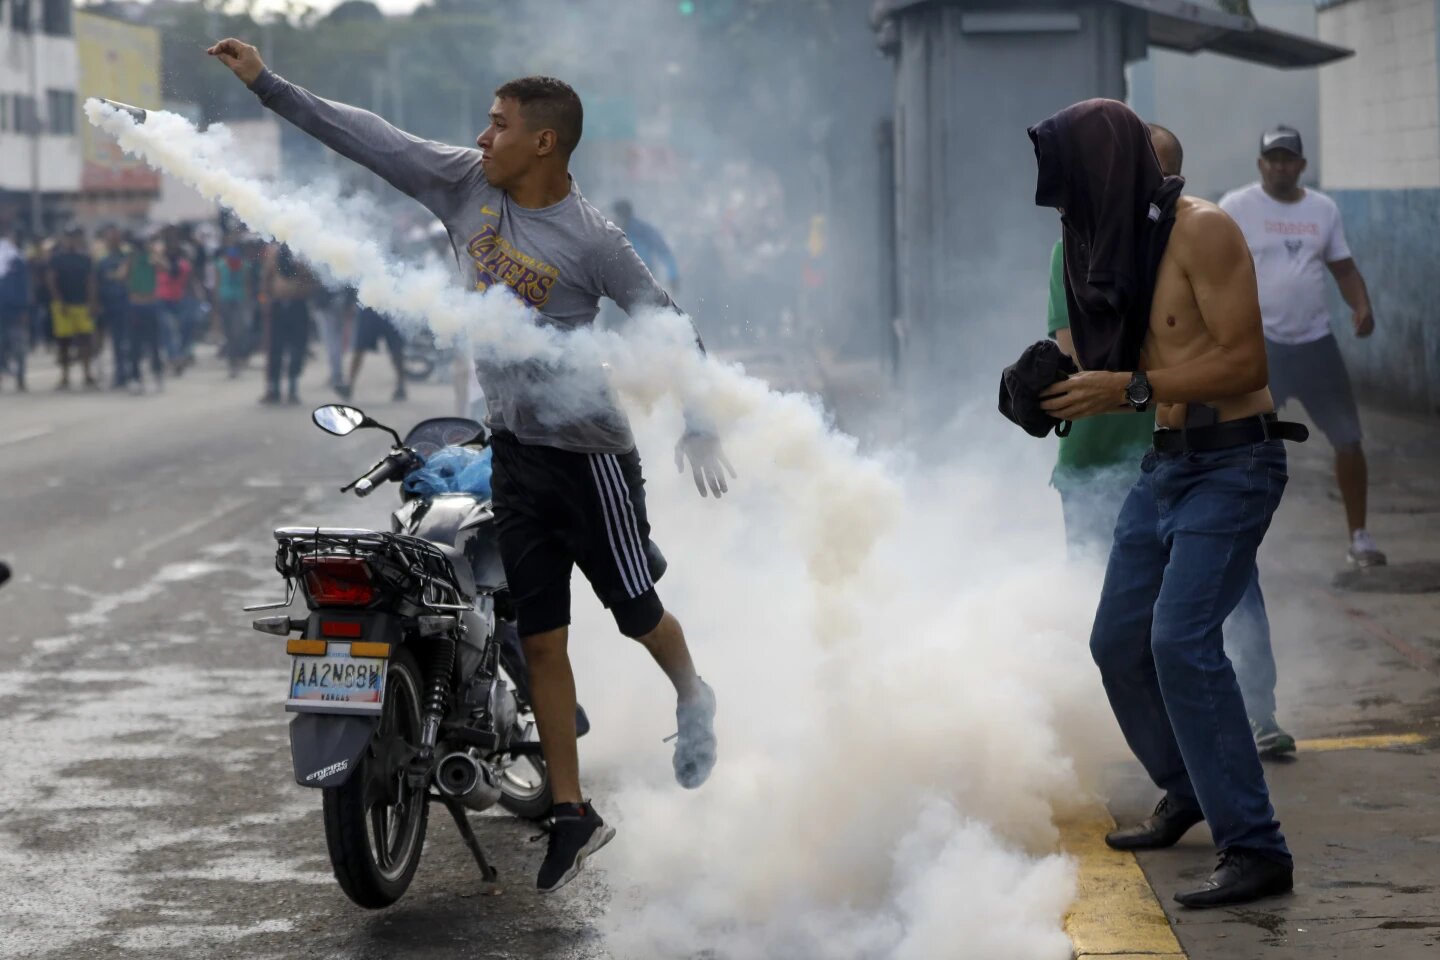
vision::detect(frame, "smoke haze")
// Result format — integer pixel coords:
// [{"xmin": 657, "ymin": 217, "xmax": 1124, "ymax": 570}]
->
[{"xmin": 87, "ymin": 31, "xmax": 1118, "ymax": 952}]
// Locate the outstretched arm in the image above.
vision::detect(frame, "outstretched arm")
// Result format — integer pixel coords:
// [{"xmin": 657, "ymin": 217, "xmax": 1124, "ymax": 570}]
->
[
  {"xmin": 208, "ymin": 39, "xmax": 478, "ymax": 220},
  {"xmin": 600, "ymin": 234, "xmax": 735, "ymax": 498}
]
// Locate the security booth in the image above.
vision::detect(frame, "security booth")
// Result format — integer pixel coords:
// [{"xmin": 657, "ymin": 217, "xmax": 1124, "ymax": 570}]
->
[{"xmin": 871, "ymin": 0, "xmax": 1351, "ymax": 401}]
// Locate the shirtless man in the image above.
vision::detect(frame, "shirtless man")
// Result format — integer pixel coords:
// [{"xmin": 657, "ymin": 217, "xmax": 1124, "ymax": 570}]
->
[{"xmin": 1031, "ymin": 99, "xmax": 1295, "ymax": 908}]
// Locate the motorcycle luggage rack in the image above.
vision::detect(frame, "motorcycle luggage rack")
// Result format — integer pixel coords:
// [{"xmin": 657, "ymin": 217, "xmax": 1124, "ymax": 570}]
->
[{"xmin": 272, "ymin": 526, "xmax": 469, "ymax": 611}]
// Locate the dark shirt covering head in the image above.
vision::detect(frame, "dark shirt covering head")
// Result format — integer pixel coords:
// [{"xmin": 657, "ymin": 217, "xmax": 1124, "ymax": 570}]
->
[{"xmin": 1028, "ymin": 99, "xmax": 1185, "ymax": 373}]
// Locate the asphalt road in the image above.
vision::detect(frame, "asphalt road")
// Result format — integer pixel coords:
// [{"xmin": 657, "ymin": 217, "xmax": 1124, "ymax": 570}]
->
[
  {"xmin": 5, "ymin": 347, "xmax": 1439, "ymax": 960},
  {"xmin": 0, "ymin": 358, "xmax": 606, "ymax": 960}
]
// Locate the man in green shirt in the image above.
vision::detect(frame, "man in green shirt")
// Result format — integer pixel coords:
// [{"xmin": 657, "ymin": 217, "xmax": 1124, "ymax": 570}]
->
[
  {"xmin": 127, "ymin": 234, "xmax": 165, "ymax": 393},
  {"xmin": 1049, "ymin": 123, "xmax": 1294, "ymax": 758},
  {"xmin": 1047, "ymin": 232, "xmax": 1157, "ymax": 556}
]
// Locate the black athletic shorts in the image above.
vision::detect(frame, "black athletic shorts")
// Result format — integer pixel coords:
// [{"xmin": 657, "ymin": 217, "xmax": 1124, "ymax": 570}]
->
[{"xmin": 490, "ymin": 432, "xmax": 667, "ymax": 639}]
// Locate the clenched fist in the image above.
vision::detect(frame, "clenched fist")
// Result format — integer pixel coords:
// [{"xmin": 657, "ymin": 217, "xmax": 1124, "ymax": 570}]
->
[{"xmin": 207, "ymin": 38, "xmax": 266, "ymax": 87}]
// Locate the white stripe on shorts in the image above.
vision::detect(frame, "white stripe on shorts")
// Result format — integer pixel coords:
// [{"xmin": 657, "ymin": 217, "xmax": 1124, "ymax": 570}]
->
[
  {"xmin": 601, "ymin": 454, "xmax": 653, "ymax": 590},
  {"xmin": 587, "ymin": 454, "xmax": 646, "ymax": 598}
]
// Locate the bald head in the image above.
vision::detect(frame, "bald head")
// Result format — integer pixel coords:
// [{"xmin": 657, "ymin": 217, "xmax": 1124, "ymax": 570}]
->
[{"xmin": 1147, "ymin": 123, "xmax": 1183, "ymax": 177}]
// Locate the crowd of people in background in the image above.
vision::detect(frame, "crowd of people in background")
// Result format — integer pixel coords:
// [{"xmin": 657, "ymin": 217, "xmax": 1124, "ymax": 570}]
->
[{"xmin": 0, "ymin": 220, "xmax": 413, "ymax": 406}]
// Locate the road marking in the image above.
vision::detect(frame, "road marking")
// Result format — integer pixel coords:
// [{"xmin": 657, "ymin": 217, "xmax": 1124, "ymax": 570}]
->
[
  {"xmin": 1297, "ymin": 733, "xmax": 1430, "ymax": 753},
  {"xmin": 0, "ymin": 426, "xmax": 53, "ymax": 448},
  {"xmin": 131, "ymin": 497, "xmax": 256, "ymax": 561},
  {"xmin": 1318, "ymin": 590, "xmax": 1440, "ymax": 674},
  {"xmin": 1059, "ymin": 810, "xmax": 1188, "ymax": 959}
]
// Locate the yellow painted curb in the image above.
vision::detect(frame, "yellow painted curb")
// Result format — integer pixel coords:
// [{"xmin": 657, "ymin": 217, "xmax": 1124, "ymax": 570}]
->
[
  {"xmin": 1296, "ymin": 732, "xmax": 1429, "ymax": 753},
  {"xmin": 1059, "ymin": 811, "xmax": 1187, "ymax": 959}
]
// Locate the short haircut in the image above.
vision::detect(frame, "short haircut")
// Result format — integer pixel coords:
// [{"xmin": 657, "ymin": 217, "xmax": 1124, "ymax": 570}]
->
[
  {"xmin": 494, "ymin": 76, "xmax": 584, "ymax": 157},
  {"xmin": 1147, "ymin": 122, "xmax": 1184, "ymax": 176}
]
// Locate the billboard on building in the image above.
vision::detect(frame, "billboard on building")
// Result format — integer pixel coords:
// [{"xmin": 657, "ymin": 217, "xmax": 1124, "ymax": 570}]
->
[{"xmin": 75, "ymin": 12, "xmax": 161, "ymax": 193}]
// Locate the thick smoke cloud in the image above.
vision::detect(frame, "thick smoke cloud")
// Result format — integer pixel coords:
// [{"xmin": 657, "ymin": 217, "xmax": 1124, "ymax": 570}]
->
[{"xmin": 87, "ymin": 95, "xmax": 1116, "ymax": 959}]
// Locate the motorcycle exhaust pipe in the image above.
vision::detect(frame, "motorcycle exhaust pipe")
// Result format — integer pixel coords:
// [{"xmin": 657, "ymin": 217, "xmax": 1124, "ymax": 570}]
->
[
  {"xmin": 435, "ymin": 749, "xmax": 502, "ymax": 811},
  {"xmin": 98, "ymin": 98, "xmax": 147, "ymax": 124}
]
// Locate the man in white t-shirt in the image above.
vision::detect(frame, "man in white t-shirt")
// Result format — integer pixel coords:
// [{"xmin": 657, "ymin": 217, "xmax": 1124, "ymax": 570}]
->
[{"xmin": 1219, "ymin": 126, "xmax": 1384, "ymax": 567}]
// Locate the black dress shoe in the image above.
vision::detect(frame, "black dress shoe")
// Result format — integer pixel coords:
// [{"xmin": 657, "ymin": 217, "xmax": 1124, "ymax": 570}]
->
[
  {"xmin": 1105, "ymin": 796, "xmax": 1205, "ymax": 851},
  {"xmin": 1174, "ymin": 849, "xmax": 1293, "ymax": 908}
]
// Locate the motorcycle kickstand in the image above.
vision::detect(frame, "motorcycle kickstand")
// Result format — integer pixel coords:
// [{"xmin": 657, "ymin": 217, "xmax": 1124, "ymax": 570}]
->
[{"xmin": 436, "ymin": 793, "xmax": 500, "ymax": 884}]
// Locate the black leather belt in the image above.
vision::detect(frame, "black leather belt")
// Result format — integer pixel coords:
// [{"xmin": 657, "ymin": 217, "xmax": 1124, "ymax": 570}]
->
[{"xmin": 1152, "ymin": 413, "xmax": 1309, "ymax": 454}]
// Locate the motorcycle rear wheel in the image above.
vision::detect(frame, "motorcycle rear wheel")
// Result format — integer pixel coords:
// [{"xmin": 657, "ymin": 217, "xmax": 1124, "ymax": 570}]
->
[
  {"xmin": 322, "ymin": 646, "xmax": 430, "ymax": 908},
  {"xmin": 497, "ymin": 715, "xmax": 553, "ymax": 820}
]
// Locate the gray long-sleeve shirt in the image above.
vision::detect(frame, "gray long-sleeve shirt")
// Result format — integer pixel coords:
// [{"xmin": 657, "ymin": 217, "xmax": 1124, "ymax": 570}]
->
[{"xmin": 250, "ymin": 69, "xmax": 682, "ymax": 454}]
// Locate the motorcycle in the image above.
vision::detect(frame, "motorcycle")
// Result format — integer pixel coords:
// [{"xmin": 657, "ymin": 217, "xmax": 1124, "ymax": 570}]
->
[
  {"xmin": 400, "ymin": 327, "xmax": 454, "ymax": 384},
  {"xmin": 247, "ymin": 404, "xmax": 562, "ymax": 908}
]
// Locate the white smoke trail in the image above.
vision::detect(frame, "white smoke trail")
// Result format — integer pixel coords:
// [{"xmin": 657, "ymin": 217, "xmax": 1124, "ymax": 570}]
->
[
  {"xmin": 87, "ymin": 100, "xmax": 1113, "ymax": 958},
  {"xmin": 84, "ymin": 99, "xmax": 890, "ymax": 590}
]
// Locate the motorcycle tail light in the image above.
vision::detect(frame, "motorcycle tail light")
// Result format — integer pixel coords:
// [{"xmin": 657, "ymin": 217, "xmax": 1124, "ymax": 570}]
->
[{"xmin": 301, "ymin": 557, "xmax": 376, "ymax": 607}]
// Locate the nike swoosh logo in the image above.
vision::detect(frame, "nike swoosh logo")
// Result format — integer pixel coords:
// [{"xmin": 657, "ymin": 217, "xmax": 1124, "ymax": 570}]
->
[{"xmin": 481, "ymin": 206, "xmax": 499, "ymax": 217}]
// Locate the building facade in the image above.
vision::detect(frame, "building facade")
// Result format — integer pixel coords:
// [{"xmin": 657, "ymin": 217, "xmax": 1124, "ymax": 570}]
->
[
  {"xmin": 1130, "ymin": 0, "xmax": 1322, "ymax": 200},
  {"xmin": 0, "ymin": 0, "xmax": 82, "ymax": 231},
  {"xmin": 1317, "ymin": 0, "xmax": 1440, "ymax": 414},
  {"xmin": 72, "ymin": 8, "xmax": 161, "ymax": 223}
]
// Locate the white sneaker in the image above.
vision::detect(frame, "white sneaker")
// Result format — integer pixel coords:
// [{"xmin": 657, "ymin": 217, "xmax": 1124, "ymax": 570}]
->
[{"xmin": 1347, "ymin": 529, "xmax": 1388, "ymax": 568}]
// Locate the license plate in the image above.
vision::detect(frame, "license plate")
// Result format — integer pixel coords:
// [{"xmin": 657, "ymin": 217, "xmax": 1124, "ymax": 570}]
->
[{"xmin": 287, "ymin": 644, "xmax": 387, "ymax": 714}]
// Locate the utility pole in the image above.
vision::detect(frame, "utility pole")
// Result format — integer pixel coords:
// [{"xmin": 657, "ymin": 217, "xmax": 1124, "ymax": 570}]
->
[
  {"xmin": 458, "ymin": 79, "xmax": 471, "ymax": 146},
  {"xmin": 27, "ymin": 0, "xmax": 43, "ymax": 234},
  {"xmin": 386, "ymin": 45, "xmax": 405, "ymax": 131}
]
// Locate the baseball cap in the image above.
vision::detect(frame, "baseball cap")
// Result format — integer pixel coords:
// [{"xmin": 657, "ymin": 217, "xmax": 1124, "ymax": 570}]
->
[{"xmin": 1260, "ymin": 126, "xmax": 1304, "ymax": 158}]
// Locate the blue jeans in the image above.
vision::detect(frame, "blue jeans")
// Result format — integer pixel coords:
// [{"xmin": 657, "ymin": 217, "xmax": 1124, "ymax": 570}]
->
[
  {"xmin": 157, "ymin": 301, "xmax": 184, "ymax": 363},
  {"xmin": 128, "ymin": 302, "xmax": 165, "ymax": 385},
  {"xmin": 1090, "ymin": 441, "xmax": 1291, "ymax": 864},
  {"xmin": 1228, "ymin": 566, "xmax": 1276, "ymax": 721},
  {"xmin": 101, "ymin": 298, "xmax": 131, "ymax": 386},
  {"xmin": 0, "ymin": 305, "xmax": 26, "ymax": 385},
  {"xmin": 1061, "ymin": 464, "xmax": 1278, "ymax": 723}
]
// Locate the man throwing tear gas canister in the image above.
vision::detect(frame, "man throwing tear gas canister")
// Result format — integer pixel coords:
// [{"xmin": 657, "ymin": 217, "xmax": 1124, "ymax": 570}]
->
[{"xmin": 209, "ymin": 37, "xmax": 734, "ymax": 894}]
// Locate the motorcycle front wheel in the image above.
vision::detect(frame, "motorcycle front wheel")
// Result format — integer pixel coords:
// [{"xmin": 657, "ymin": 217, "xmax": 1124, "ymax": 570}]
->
[
  {"xmin": 321, "ymin": 646, "xmax": 430, "ymax": 908},
  {"xmin": 401, "ymin": 331, "xmax": 438, "ymax": 383},
  {"xmin": 401, "ymin": 351, "xmax": 436, "ymax": 383}
]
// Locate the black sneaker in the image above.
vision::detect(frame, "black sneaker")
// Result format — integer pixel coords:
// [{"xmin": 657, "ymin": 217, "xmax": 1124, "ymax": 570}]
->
[
  {"xmin": 536, "ymin": 802, "xmax": 615, "ymax": 894},
  {"xmin": 672, "ymin": 678, "xmax": 717, "ymax": 789},
  {"xmin": 1251, "ymin": 716, "xmax": 1297, "ymax": 758}
]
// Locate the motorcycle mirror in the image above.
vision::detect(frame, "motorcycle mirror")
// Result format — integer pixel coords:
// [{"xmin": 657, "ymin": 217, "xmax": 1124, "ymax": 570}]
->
[{"xmin": 312, "ymin": 404, "xmax": 367, "ymax": 436}]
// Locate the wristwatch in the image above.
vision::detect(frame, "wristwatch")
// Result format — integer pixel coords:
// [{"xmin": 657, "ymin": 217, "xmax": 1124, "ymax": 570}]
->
[{"xmin": 1125, "ymin": 372, "xmax": 1153, "ymax": 412}]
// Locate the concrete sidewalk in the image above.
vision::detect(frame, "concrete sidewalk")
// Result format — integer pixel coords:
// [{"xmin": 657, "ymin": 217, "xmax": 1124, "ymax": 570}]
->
[{"xmin": 1104, "ymin": 400, "xmax": 1440, "ymax": 959}]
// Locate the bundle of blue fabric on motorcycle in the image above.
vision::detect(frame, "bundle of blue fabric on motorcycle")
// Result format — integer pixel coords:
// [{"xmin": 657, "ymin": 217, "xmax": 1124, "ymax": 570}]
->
[{"xmin": 402, "ymin": 445, "xmax": 493, "ymax": 499}]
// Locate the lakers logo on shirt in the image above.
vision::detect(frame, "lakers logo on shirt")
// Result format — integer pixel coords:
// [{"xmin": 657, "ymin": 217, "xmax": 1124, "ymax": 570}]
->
[{"xmin": 466, "ymin": 224, "xmax": 558, "ymax": 308}]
